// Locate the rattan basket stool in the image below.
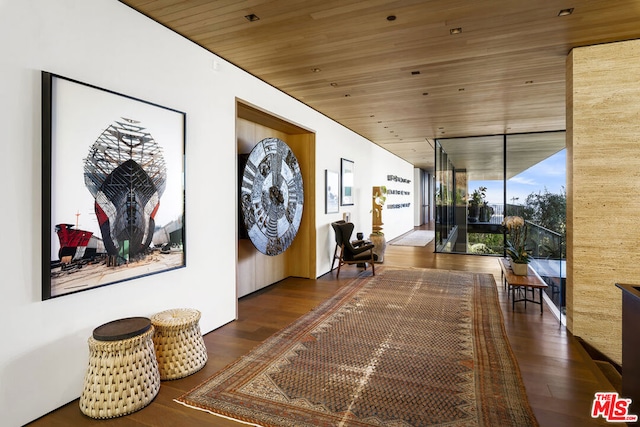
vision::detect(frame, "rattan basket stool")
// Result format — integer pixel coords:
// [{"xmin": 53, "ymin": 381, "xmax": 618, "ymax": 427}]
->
[
  {"xmin": 79, "ymin": 317, "xmax": 160, "ymax": 419},
  {"xmin": 151, "ymin": 308, "xmax": 208, "ymax": 380}
]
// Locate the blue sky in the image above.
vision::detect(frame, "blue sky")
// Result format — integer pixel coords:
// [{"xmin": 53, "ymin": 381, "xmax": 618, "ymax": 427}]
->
[{"xmin": 470, "ymin": 149, "xmax": 566, "ymax": 206}]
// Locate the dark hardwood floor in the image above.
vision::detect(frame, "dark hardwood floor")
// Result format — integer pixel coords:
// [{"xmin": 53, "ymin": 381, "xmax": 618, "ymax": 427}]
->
[{"xmin": 28, "ymin": 226, "xmax": 619, "ymax": 426}]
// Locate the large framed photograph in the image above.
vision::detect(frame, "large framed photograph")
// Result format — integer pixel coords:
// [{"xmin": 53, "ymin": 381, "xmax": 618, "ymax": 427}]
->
[
  {"xmin": 41, "ymin": 72, "xmax": 186, "ymax": 300},
  {"xmin": 340, "ymin": 158, "xmax": 354, "ymax": 206},
  {"xmin": 325, "ymin": 170, "xmax": 339, "ymax": 214}
]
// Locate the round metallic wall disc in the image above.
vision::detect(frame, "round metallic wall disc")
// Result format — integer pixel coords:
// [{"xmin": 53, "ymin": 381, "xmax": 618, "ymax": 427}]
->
[{"xmin": 240, "ymin": 137, "xmax": 304, "ymax": 255}]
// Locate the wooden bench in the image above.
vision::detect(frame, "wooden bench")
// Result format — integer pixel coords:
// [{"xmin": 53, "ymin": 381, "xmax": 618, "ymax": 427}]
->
[{"xmin": 498, "ymin": 258, "xmax": 548, "ymax": 314}]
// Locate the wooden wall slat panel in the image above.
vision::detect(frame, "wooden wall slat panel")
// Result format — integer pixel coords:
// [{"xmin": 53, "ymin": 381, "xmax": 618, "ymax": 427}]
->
[{"xmin": 236, "ymin": 106, "xmax": 316, "ymax": 298}]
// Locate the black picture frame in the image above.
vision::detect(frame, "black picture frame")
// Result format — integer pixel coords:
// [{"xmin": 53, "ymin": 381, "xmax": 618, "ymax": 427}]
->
[
  {"xmin": 325, "ymin": 170, "xmax": 339, "ymax": 214},
  {"xmin": 41, "ymin": 72, "xmax": 186, "ymax": 300},
  {"xmin": 340, "ymin": 158, "xmax": 354, "ymax": 206}
]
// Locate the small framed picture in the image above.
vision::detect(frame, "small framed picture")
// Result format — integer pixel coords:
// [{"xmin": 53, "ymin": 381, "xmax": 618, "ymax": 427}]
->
[
  {"xmin": 325, "ymin": 170, "xmax": 339, "ymax": 213},
  {"xmin": 340, "ymin": 158, "xmax": 354, "ymax": 206}
]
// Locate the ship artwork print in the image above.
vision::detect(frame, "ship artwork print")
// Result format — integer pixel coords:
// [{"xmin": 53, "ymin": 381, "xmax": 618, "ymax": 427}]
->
[{"xmin": 41, "ymin": 72, "xmax": 186, "ymax": 300}]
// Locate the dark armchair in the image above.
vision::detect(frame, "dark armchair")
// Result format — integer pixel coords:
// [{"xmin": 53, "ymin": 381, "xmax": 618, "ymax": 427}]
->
[{"xmin": 331, "ymin": 221, "xmax": 377, "ymax": 277}]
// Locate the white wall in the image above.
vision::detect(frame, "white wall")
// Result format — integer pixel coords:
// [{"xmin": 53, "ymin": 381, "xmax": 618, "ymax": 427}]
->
[
  {"xmin": 0, "ymin": 1, "xmax": 413, "ymax": 425},
  {"xmin": 314, "ymin": 128, "xmax": 414, "ymax": 274},
  {"xmin": 413, "ymin": 168, "xmax": 423, "ymax": 226}
]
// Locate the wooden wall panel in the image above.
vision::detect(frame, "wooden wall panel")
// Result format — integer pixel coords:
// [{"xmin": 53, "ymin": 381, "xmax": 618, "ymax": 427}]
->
[
  {"xmin": 286, "ymin": 133, "xmax": 316, "ymax": 279},
  {"xmin": 237, "ymin": 117, "xmax": 288, "ymax": 295},
  {"xmin": 236, "ymin": 106, "xmax": 316, "ymax": 298},
  {"xmin": 567, "ymin": 39, "xmax": 640, "ymax": 365}
]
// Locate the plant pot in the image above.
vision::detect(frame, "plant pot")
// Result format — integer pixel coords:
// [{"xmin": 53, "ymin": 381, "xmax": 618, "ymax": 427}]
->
[
  {"xmin": 511, "ymin": 262, "xmax": 529, "ymax": 276},
  {"xmin": 479, "ymin": 205, "xmax": 493, "ymax": 222},
  {"xmin": 468, "ymin": 205, "xmax": 480, "ymax": 223},
  {"xmin": 369, "ymin": 233, "xmax": 386, "ymax": 263}
]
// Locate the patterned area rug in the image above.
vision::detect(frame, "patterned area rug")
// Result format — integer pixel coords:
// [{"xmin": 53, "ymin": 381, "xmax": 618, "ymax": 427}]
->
[
  {"xmin": 176, "ymin": 267, "xmax": 538, "ymax": 427},
  {"xmin": 389, "ymin": 230, "xmax": 435, "ymax": 246}
]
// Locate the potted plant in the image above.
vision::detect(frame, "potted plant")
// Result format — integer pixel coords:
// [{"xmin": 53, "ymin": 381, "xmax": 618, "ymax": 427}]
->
[
  {"xmin": 503, "ymin": 215, "xmax": 531, "ymax": 275},
  {"xmin": 479, "ymin": 202, "xmax": 494, "ymax": 222},
  {"xmin": 370, "ymin": 186, "xmax": 387, "ymax": 262},
  {"xmin": 468, "ymin": 186, "xmax": 487, "ymax": 222}
]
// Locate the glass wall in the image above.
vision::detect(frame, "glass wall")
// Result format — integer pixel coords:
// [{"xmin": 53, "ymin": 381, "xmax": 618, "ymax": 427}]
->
[
  {"xmin": 506, "ymin": 132, "xmax": 566, "ymax": 317},
  {"xmin": 434, "ymin": 142, "xmax": 454, "ymax": 251},
  {"xmin": 436, "ymin": 135, "xmax": 505, "ymax": 253},
  {"xmin": 435, "ymin": 131, "xmax": 566, "ymax": 314}
]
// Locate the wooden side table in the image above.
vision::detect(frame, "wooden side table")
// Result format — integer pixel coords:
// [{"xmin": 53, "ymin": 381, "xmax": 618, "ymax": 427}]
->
[
  {"xmin": 498, "ymin": 258, "xmax": 548, "ymax": 314},
  {"xmin": 79, "ymin": 317, "xmax": 160, "ymax": 419},
  {"xmin": 151, "ymin": 308, "xmax": 208, "ymax": 380}
]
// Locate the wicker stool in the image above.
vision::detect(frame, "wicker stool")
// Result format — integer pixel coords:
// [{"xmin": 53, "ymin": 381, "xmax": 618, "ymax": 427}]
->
[
  {"xmin": 79, "ymin": 317, "xmax": 160, "ymax": 419},
  {"xmin": 151, "ymin": 308, "xmax": 208, "ymax": 380}
]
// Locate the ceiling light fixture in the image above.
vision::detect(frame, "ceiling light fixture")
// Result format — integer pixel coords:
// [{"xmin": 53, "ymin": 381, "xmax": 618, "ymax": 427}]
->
[
  {"xmin": 558, "ymin": 8, "xmax": 574, "ymax": 17},
  {"xmin": 330, "ymin": 82, "xmax": 338, "ymax": 87},
  {"xmin": 244, "ymin": 13, "xmax": 260, "ymax": 22},
  {"xmin": 450, "ymin": 27, "xmax": 462, "ymax": 35},
  {"xmin": 311, "ymin": 67, "xmax": 321, "ymax": 73}
]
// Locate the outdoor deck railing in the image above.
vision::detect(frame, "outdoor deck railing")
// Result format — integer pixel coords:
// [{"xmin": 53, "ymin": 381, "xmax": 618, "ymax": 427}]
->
[
  {"xmin": 468, "ymin": 204, "xmax": 566, "ymax": 314},
  {"xmin": 439, "ymin": 203, "xmax": 566, "ymax": 316},
  {"xmin": 526, "ymin": 220, "xmax": 565, "ymax": 316}
]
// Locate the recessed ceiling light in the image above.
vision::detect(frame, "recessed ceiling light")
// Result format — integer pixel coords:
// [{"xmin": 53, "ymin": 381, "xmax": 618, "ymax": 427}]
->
[
  {"xmin": 450, "ymin": 27, "xmax": 462, "ymax": 35},
  {"xmin": 330, "ymin": 82, "xmax": 338, "ymax": 87},
  {"xmin": 311, "ymin": 68, "xmax": 321, "ymax": 73},
  {"xmin": 244, "ymin": 13, "xmax": 260, "ymax": 22},
  {"xmin": 387, "ymin": 15, "xmax": 397, "ymax": 21},
  {"xmin": 558, "ymin": 8, "xmax": 574, "ymax": 17}
]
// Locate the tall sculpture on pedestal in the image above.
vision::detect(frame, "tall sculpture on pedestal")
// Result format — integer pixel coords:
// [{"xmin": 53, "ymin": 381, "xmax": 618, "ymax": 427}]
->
[{"xmin": 369, "ymin": 186, "xmax": 387, "ymax": 262}]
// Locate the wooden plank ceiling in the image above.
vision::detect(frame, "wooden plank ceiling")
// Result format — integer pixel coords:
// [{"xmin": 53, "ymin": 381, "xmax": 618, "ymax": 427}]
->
[{"xmin": 119, "ymin": 0, "xmax": 640, "ymax": 171}]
